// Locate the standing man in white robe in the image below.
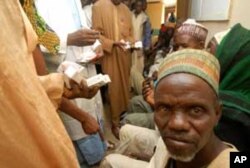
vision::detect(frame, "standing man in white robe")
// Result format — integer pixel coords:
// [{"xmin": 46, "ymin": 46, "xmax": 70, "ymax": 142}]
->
[{"xmin": 35, "ymin": 0, "xmax": 106, "ymax": 166}]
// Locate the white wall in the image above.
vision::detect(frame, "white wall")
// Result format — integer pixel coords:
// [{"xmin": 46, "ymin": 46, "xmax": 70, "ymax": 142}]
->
[
  {"xmin": 191, "ymin": 0, "xmax": 250, "ymax": 43},
  {"xmin": 163, "ymin": 0, "xmax": 176, "ymax": 7}
]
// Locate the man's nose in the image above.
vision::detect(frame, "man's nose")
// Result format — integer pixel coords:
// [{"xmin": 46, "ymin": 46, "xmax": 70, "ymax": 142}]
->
[{"xmin": 167, "ymin": 111, "xmax": 190, "ymax": 132}]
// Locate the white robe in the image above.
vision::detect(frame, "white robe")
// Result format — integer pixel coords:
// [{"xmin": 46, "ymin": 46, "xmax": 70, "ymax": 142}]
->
[{"xmin": 35, "ymin": 0, "xmax": 103, "ymax": 140}]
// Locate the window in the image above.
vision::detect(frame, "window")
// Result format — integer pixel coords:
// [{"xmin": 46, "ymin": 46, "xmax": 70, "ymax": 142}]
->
[{"xmin": 190, "ymin": 0, "xmax": 231, "ymax": 21}]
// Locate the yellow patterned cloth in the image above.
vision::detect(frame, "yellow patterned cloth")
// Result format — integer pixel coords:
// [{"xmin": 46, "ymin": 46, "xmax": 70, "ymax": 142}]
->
[
  {"xmin": 157, "ymin": 49, "xmax": 220, "ymax": 95},
  {"xmin": 23, "ymin": 0, "xmax": 60, "ymax": 54}
]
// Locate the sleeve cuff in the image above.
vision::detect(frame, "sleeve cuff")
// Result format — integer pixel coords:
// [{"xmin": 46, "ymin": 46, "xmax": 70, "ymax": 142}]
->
[
  {"xmin": 58, "ymin": 35, "xmax": 68, "ymax": 54},
  {"xmin": 38, "ymin": 73, "xmax": 64, "ymax": 109}
]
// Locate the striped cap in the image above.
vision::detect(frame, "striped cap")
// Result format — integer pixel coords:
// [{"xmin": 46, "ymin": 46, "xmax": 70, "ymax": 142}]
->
[
  {"xmin": 177, "ymin": 19, "xmax": 208, "ymax": 42},
  {"xmin": 156, "ymin": 49, "xmax": 220, "ymax": 95}
]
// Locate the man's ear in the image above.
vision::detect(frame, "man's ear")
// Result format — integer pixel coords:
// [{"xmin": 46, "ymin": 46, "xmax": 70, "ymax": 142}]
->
[
  {"xmin": 199, "ymin": 41, "xmax": 205, "ymax": 49},
  {"xmin": 215, "ymin": 100, "xmax": 223, "ymax": 125}
]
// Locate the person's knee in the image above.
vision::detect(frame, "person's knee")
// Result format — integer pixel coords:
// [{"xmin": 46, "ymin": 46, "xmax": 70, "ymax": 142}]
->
[
  {"xmin": 100, "ymin": 157, "xmax": 112, "ymax": 168},
  {"xmin": 125, "ymin": 113, "xmax": 147, "ymax": 128},
  {"xmin": 124, "ymin": 113, "xmax": 137, "ymax": 124},
  {"xmin": 119, "ymin": 124, "xmax": 134, "ymax": 141},
  {"xmin": 128, "ymin": 96, "xmax": 147, "ymax": 113},
  {"xmin": 100, "ymin": 154, "xmax": 127, "ymax": 168},
  {"xmin": 131, "ymin": 95, "xmax": 144, "ymax": 104},
  {"xmin": 128, "ymin": 96, "xmax": 142, "ymax": 112}
]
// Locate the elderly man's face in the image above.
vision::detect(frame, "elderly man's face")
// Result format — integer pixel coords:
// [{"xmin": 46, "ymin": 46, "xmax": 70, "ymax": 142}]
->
[
  {"xmin": 154, "ymin": 73, "xmax": 220, "ymax": 162},
  {"xmin": 173, "ymin": 33, "xmax": 204, "ymax": 51}
]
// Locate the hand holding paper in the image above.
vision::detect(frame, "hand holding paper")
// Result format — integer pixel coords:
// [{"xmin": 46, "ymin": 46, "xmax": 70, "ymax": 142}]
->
[{"xmin": 58, "ymin": 61, "xmax": 111, "ymax": 99}]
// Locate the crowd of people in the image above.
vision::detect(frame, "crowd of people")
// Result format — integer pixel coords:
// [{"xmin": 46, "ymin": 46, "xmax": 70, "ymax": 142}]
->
[{"xmin": 0, "ymin": 0, "xmax": 249, "ymax": 167}]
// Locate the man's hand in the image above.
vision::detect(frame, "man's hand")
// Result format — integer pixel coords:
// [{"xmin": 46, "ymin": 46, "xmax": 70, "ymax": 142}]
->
[
  {"xmin": 63, "ymin": 80, "xmax": 99, "ymax": 99},
  {"xmin": 142, "ymin": 78, "xmax": 155, "ymax": 108},
  {"xmin": 67, "ymin": 29, "xmax": 100, "ymax": 46},
  {"xmin": 90, "ymin": 45, "xmax": 104, "ymax": 63},
  {"xmin": 113, "ymin": 41, "xmax": 126, "ymax": 51},
  {"xmin": 81, "ymin": 113, "xmax": 100, "ymax": 134},
  {"xmin": 58, "ymin": 97, "xmax": 99, "ymax": 135}
]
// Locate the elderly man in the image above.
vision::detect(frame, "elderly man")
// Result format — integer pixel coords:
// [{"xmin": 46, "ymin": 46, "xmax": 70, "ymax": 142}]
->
[
  {"xmin": 125, "ymin": 19, "xmax": 208, "ymax": 129},
  {"xmin": 100, "ymin": 49, "xmax": 238, "ymax": 168}
]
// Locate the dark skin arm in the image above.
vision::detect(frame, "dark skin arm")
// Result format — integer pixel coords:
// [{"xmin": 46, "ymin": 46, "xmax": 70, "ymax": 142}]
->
[
  {"xmin": 63, "ymin": 80, "xmax": 100, "ymax": 99},
  {"xmin": 59, "ymin": 97, "xmax": 99, "ymax": 134},
  {"xmin": 32, "ymin": 46, "xmax": 100, "ymax": 134},
  {"xmin": 142, "ymin": 77, "xmax": 155, "ymax": 109},
  {"xmin": 32, "ymin": 45, "xmax": 48, "ymax": 75},
  {"xmin": 32, "ymin": 45, "xmax": 100, "ymax": 100},
  {"xmin": 67, "ymin": 29, "xmax": 104, "ymax": 63},
  {"xmin": 67, "ymin": 29, "xmax": 100, "ymax": 47}
]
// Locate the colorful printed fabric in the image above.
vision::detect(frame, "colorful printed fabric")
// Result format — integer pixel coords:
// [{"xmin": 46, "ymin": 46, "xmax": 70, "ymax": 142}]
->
[
  {"xmin": 23, "ymin": 0, "xmax": 60, "ymax": 54},
  {"xmin": 156, "ymin": 49, "xmax": 220, "ymax": 95}
]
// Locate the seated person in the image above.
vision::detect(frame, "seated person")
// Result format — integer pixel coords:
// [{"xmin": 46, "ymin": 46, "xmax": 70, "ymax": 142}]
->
[
  {"xmin": 207, "ymin": 23, "xmax": 250, "ymax": 151},
  {"xmin": 101, "ymin": 49, "xmax": 238, "ymax": 168},
  {"xmin": 125, "ymin": 19, "xmax": 208, "ymax": 129}
]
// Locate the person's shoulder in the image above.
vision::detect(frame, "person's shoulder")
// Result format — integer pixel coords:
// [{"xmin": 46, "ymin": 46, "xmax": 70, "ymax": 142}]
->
[
  {"xmin": 93, "ymin": 0, "xmax": 110, "ymax": 8},
  {"xmin": 141, "ymin": 11, "xmax": 149, "ymax": 21},
  {"xmin": 142, "ymin": 11, "xmax": 148, "ymax": 17},
  {"xmin": 119, "ymin": 3, "xmax": 129, "ymax": 11},
  {"xmin": 207, "ymin": 142, "xmax": 238, "ymax": 168}
]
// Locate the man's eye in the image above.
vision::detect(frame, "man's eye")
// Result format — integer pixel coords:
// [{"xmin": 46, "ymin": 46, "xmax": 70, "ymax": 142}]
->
[
  {"xmin": 190, "ymin": 106, "xmax": 204, "ymax": 116},
  {"xmin": 180, "ymin": 44, "xmax": 188, "ymax": 48},
  {"xmin": 158, "ymin": 105, "xmax": 170, "ymax": 112}
]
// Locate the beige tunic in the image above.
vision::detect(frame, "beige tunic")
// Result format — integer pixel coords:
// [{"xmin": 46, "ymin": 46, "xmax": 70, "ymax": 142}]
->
[
  {"xmin": 130, "ymin": 12, "xmax": 148, "ymax": 94},
  {"xmin": 0, "ymin": 1, "xmax": 78, "ymax": 167},
  {"xmin": 148, "ymin": 138, "xmax": 238, "ymax": 168},
  {"xmin": 101, "ymin": 137, "xmax": 238, "ymax": 168},
  {"xmin": 92, "ymin": 0, "xmax": 134, "ymax": 124},
  {"xmin": 132, "ymin": 11, "xmax": 148, "ymax": 42}
]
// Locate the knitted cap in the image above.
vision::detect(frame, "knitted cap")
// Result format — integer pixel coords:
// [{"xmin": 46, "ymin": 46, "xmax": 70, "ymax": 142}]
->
[
  {"xmin": 177, "ymin": 19, "xmax": 208, "ymax": 42},
  {"xmin": 156, "ymin": 49, "xmax": 220, "ymax": 95}
]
